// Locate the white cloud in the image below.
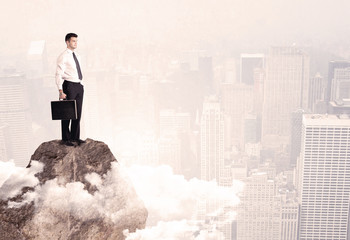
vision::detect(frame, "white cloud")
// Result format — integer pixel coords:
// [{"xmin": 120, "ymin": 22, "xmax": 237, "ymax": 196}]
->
[
  {"xmin": 124, "ymin": 220, "xmax": 225, "ymax": 240},
  {"xmin": 0, "ymin": 161, "xmax": 243, "ymax": 239},
  {"xmin": 123, "ymin": 164, "xmax": 243, "ymax": 239},
  {"xmin": 0, "ymin": 160, "xmax": 43, "ymax": 200},
  {"xmin": 0, "ymin": 161, "xmax": 144, "ymax": 224}
]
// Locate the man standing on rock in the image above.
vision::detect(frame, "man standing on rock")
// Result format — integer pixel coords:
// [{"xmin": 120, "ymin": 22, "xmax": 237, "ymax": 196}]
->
[{"xmin": 56, "ymin": 33, "xmax": 85, "ymax": 146}]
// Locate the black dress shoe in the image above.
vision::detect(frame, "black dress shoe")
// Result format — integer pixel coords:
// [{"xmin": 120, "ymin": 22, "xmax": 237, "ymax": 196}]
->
[
  {"xmin": 73, "ymin": 139, "xmax": 86, "ymax": 145},
  {"xmin": 61, "ymin": 140, "xmax": 74, "ymax": 146}
]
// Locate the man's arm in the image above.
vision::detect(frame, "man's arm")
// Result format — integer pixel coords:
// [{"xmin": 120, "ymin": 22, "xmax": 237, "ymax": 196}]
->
[{"xmin": 56, "ymin": 54, "xmax": 67, "ymax": 99}]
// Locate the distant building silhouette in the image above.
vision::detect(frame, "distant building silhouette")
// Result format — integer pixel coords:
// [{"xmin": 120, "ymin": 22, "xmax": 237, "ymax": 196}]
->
[
  {"xmin": 0, "ymin": 72, "xmax": 31, "ymax": 166},
  {"xmin": 308, "ymin": 73, "xmax": 325, "ymax": 112},
  {"xmin": 331, "ymin": 67, "xmax": 350, "ymax": 101},
  {"xmin": 221, "ymin": 82, "xmax": 254, "ymax": 149},
  {"xmin": 290, "ymin": 109, "xmax": 304, "ymax": 166},
  {"xmin": 0, "ymin": 124, "xmax": 9, "ymax": 162},
  {"xmin": 240, "ymin": 54, "xmax": 264, "ymax": 85},
  {"xmin": 326, "ymin": 61, "xmax": 350, "ymax": 103},
  {"xmin": 200, "ymin": 96, "xmax": 224, "ymax": 182},
  {"xmin": 262, "ymin": 46, "xmax": 310, "ymax": 147}
]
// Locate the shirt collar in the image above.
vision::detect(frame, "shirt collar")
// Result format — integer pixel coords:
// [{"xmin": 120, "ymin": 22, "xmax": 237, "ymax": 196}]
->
[{"xmin": 66, "ymin": 48, "xmax": 74, "ymax": 54}]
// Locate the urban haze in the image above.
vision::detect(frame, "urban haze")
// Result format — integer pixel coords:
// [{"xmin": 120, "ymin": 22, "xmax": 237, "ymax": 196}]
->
[{"xmin": 1, "ymin": 0, "xmax": 350, "ymax": 239}]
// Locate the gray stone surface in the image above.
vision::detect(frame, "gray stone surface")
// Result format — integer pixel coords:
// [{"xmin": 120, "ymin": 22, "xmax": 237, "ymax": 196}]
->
[{"xmin": 0, "ymin": 138, "xmax": 147, "ymax": 240}]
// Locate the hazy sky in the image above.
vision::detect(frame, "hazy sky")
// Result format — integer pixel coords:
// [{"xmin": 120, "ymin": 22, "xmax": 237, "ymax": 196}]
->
[{"xmin": 1, "ymin": 0, "xmax": 350, "ymax": 55}]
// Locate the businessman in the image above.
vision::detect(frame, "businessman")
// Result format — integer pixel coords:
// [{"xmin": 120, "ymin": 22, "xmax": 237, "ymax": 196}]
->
[{"xmin": 56, "ymin": 33, "xmax": 85, "ymax": 146}]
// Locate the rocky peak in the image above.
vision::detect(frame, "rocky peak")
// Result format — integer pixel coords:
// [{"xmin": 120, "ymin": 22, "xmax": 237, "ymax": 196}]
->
[{"xmin": 0, "ymin": 139, "xmax": 147, "ymax": 240}]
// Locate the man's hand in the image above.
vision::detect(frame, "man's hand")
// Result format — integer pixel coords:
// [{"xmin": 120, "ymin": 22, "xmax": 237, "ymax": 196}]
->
[{"xmin": 59, "ymin": 90, "xmax": 67, "ymax": 100}]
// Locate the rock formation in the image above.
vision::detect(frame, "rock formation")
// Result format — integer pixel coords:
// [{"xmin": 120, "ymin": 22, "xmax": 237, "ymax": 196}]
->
[{"xmin": 0, "ymin": 139, "xmax": 148, "ymax": 240}]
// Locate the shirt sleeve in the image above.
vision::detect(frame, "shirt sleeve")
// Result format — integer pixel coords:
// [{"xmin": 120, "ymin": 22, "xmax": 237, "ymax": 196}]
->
[{"xmin": 55, "ymin": 53, "xmax": 66, "ymax": 90}]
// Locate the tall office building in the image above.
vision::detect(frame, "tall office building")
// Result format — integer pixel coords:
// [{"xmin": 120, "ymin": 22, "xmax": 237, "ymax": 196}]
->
[
  {"xmin": 244, "ymin": 114, "xmax": 259, "ymax": 144},
  {"xmin": 290, "ymin": 109, "xmax": 304, "ymax": 166},
  {"xmin": 82, "ymin": 69, "xmax": 102, "ymax": 140},
  {"xmin": 224, "ymin": 58, "xmax": 237, "ymax": 84},
  {"xmin": 240, "ymin": 54, "xmax": 265, "ymax": 85},
  {"xmin": 253, "ymin": 67, "xmax": 265, "ymax": 115},
  {"xmin": 331, "ymin": 67, "xmax": 350, "ymax": 101},
  {"xmin": 326, "ymin": 61, "xmax": 350, "ymax": 102},
  {"xmin": 262, "ymin": 46, "xmax": 310, "ymax": 145},
  {"xmin": 237, "ymin": 169, "xmax": 298, "ymax": 240},
  {"xmin": 159, "ymin": 109, "xmax": 191, "ymax": 135},
  {"xmin": 0, "ymin": 124, "xmax": 9, "ymax": 162},
  {"xmin": 308, "ymin": 73, "xmax": 325, "ymax": 112},
  {"xmin": 199, "ymin": 96, "xmax": 227, "ymax": 237},
  {"xmin": 280, "ymin": 200, "xmax": 299, "ymax": 240},
  {"xmin": 158, "ymin": 134, "xmax": 181, "ymax": 174},
  {"xmin": 237, "ymin": 172, "xmax": 281, "ymax": 240},
  {"xmin": 221, "ymin": 82, "xmax": 254, "ymax": 148},
  {"xmin": 136, "ymin": 130, "xmax": 158, "ymax": 166},
  {"xmin": 200, "ymin": 96, "xmax": 225, "ymax": 182},
  {"xmin": 0, "ymin": 72, "xmax": 31, "ymax": 167},
  {"xmin": 199, "ymin": 56, "xmax": 214, "ymax": 93},
  {"xmin": 298, "ymin": 114, "xmax": 350, "ymax": 240},
  {"xmin": 27, "ymin": 40, "xmax": 48, "ymax": 79}
]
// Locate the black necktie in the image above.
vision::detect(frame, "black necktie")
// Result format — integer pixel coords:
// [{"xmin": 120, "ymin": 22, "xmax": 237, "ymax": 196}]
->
[{"xmin": 73, "ymin": 52, "xmax": 83, "ymax": 80}]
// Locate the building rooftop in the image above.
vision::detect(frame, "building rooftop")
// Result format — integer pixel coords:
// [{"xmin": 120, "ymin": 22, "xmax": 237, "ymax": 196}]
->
[
  {"xmin": 303, "ymin": 114, "xmax": 350, "ymax": 125},
  {"xmin": 330, "ymin": 99, "xmax": 350, "ymax": 107}
]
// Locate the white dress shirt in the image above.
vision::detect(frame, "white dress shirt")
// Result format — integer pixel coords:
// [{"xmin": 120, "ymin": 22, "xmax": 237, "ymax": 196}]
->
[{"xmin": 55, "ymin": 48, "xmax": 83, "ymax": 90}]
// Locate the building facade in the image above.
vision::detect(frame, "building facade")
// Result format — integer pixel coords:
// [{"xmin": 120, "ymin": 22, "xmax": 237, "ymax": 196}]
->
[
  {"xmin": 0, "ymin": 73, "xmax": 31, "ymax": 167},
  {"xmin": 262, "ymin": 47, "xmax": 310, "ymax": 145},
  {"xmin": 298, "ymin": 114, "xmax": 350, "ymax": 239}
]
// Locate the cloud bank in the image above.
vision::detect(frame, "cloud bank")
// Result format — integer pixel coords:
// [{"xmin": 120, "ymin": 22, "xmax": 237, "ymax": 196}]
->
[{"xmin": 0, "ymin": 161, "xmax": 243, "ymax": 239}]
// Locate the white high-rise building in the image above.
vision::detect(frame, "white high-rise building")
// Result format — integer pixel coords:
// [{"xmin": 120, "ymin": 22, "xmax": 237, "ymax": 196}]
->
[
  {"xmin": 237, "ymin": 169, "xmax": 299, "ymax": 240},
  {"xmin": 200, "ymin": 96, "xmax": 225, "ymax": 182},
  {"xmin": 199, "ymin": 96, "xmax": 232, "ymax": 239},
  {"xmin": 0, "ymin": 73, "xmax": 31, "ymax": 167},
  {"xmin": 262, "ymin": 46, "xmax": 310, "ymax": 145},
  {"xmin": 237, "ymin": 172, "xmax": 281, "ymax": 240},
  {"xmin": 298, "ymin": 114, "xmax": 350, "ymax": 240},
  {"xmin": 280, "ymin": 201, "xmax": 299, "ymax": 240}
]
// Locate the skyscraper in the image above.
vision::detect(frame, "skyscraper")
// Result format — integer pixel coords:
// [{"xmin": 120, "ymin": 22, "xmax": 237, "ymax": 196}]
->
[
  {"xmin": 290, "ymin": 109, "xmax": 304, "ymax": 166},
  {"xmin": 298, "ymin": 114, "xmax": 350, "ymax": 240},
  {"xmin": 237, "ymin": 172, "xmax": 281, "ymax": 240},
  {"xmin": 221, "ymin": 82, "xmax": 254, "ymax": 148},
  {"xmin": 240, "ymin": 54, "xmax": 264, "ymax": 85},
  {"xmin": 200, "ymin": 96, "xmax": 225, "ymax": 182},
  {"xmin": 159, "ymin": 109, "xmax": 191, "ymax": 135},
  {"xmin": 280, "ymin": 200, "xmax": 299, "ymax": 240},
  {"xmin": 158, "ymin": 134, "xmax": 181, "ymax": 173},
  {"xmin": 262, "ymin": 46, "xmax": 310, "ymax": 145},
  {"xmin": 199, "ymin": 96, "xmax": 230, "ymax": 239},
  {"xmin": 308, "ymin": 73, "xmax": 325, "ymax": 112},
  {"xmin": 331, "ymin": 67, "xmax": 350, "ymax": 101},
  {"xmin": 0, "ymin": 72, "xmax": 31, "ymax": 167},
  {"xmin": 0, "ymin": 124, "xmax": 9, "ymax": 162},
  {"xmin": 326, "ymin": 61, "xmax": 350, "ymax": 102}
]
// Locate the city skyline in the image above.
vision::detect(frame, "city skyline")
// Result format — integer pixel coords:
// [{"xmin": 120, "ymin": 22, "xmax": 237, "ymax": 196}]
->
[{"xmin": 1, "ymin": 1, "xmax": 350, "ymax": 239}]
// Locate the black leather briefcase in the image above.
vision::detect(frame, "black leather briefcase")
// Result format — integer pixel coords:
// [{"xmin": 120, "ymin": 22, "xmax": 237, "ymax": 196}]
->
[{"xmin": 51, "ymin": 100, "xmax": 77, "ymax": 120}]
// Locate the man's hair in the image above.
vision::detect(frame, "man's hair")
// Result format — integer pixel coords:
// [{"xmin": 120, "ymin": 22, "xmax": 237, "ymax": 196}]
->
[{"xmin": 65, "ymin": 33, "xmax": 78, "ymax": 42}]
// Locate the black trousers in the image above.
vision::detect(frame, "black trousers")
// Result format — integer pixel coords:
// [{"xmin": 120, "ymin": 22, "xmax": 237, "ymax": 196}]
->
[{"xmin": 61, "ymin": 81, "xmax": 84, "ymax": 141}]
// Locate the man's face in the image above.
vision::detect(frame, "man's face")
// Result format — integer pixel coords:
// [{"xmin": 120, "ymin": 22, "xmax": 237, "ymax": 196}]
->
[{"xmin": 66, "ymin": 37, "xmax": 78, "ymax": 50}]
